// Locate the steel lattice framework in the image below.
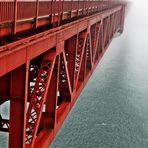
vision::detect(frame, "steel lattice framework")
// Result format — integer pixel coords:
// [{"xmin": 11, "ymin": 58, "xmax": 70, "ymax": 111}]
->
[{"xmin": 0, "ymin": 1, "xmax": 126, "ymax": 148}]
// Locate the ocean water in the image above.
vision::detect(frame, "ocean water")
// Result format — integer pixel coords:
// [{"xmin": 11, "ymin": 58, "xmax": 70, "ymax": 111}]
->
[
  {"xmin": 51, "ymin": 1, "xmax": 148, "ymax": 148},
  {"xmin": 1, "ymin": 0, "xmax": 148, "ymax": 148},
  {"xmin": 0, "ymin": 102, "xmax": 9, "ymax": 148}
]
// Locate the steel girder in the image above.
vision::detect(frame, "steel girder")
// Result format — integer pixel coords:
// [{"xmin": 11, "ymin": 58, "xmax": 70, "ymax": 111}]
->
[{"xmin": 0, "ymin": 4, "xmax": 126, "ymax": 148}]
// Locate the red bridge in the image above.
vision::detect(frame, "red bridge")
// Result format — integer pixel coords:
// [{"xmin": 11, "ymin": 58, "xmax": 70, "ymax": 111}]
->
[{"xmin": 0, "ymin": 0, "xmax": 126, "ymax": 148}]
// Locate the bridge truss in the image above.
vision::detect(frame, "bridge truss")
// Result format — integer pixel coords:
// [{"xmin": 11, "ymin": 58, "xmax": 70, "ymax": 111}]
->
[{"xmin": 0, "ymin": 1, "xmax": 126, "ymax": 148}]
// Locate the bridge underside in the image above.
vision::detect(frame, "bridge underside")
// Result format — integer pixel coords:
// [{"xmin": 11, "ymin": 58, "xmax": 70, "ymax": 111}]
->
[{"xmin": 0, "ymin": 2, "xmax": 126, "ymax": 148}]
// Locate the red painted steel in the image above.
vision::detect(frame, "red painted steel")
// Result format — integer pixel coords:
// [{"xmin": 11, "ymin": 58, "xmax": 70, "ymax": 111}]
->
[
  {"xmin": 0, "ymin": 0, "xmax": 123, "ymax": 38},
  {"xmin": 0, "ymin": 1, "xmax": 126, "ymax": 148}
]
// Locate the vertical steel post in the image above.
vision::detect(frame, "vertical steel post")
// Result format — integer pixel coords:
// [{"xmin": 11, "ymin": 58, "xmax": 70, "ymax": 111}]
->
[
  {"xmin": 53, "ymin": 0, "xmax": 56, "ymax": 27},
  {"xmin": 45, "ymin": 57, "xmax": 59, "ymax": 128},
  {"xmin": 67, "ymin": 35, "xmax": 77, "ymax": 91},
  {"xmin": 120, "ymin": 5, "xmax": 126, "ymax": 33},
  {"xmin": 14, "ymin": 0, "xmax": 17, "ymax": 34},
  {"xmin": 70, "ymin": 0, "xmax": 73, "ymax": 18},
  {"xmin": 9, "ymin": 66, "xmax": 26, "ymax": 148},
  {"xmin": 35, "ymin": 0, "xmax": 39, "ymax": 28},
  {"xmin": 77, "ymin": 0, "xmax": 80, "ymax": 16}
]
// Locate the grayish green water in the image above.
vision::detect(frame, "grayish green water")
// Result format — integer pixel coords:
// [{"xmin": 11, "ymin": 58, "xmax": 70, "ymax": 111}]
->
[
  {"xmin": 1, "ymin": 1, "xmax": 148, "ymax": 148},
  {"xmin": 0, "ymin": 102, "xmax": 9, "ymax": 148},
  {"xmin": 51, "ymin": 1, "xmax": 148, "ymax": 148}
]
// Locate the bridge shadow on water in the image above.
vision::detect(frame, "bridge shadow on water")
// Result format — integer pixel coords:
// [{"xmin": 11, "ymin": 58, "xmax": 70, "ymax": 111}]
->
[{"xmin": 51, "ymin": 1, "xmax": 148, "ymax": 148}]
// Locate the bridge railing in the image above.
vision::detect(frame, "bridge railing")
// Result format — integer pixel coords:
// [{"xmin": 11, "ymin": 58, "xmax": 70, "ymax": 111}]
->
[{"xmin": 0, "ymin": 0, "xmax": 122, "ymax": 24}]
